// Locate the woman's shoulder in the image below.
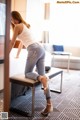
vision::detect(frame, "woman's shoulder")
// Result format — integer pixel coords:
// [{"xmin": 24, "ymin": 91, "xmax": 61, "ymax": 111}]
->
[
  {"xmin": 15, "ymin": 23, "xmax": 23, "ymax": 28},
  {"xmin": 14, "ymin": 23, "xmax": 23, "ymax": 34},
  {"xmin": 15, "ymin": 23, "xmax": 23, "ymax": 31}
]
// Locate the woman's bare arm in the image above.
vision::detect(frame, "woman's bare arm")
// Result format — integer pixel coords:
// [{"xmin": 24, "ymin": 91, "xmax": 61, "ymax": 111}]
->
[
  {"xmin": 16, "ymin": 41, "xmax": 23, "ymax": 58},
  {"xmin": 9, "ymin": 25, "xmax": 19, "ymax": 53}
]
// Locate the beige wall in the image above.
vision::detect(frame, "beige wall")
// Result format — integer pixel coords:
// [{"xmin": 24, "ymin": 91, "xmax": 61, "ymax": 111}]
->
[{"xmin": 11, "ymin": 0, "xmax": 27, "ymax": 19}]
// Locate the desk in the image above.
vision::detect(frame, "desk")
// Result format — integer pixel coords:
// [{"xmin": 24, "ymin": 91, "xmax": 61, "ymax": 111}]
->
[{"xmin": 52, "ymin": 51, "xmax": 72, "ymax": 72}]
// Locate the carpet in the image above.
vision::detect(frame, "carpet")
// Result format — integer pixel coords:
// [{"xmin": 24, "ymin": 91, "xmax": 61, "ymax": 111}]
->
[
  {"xmin": 0, "ymin": 69, "xmax": 80, "ymax": 120},
  {"xmin": 0, "ymin": 92, "xmax": 3, "ymax": 112}
]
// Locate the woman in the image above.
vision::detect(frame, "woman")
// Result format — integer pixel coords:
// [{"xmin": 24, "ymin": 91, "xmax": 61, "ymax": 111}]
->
[{"xmin": 10, "ymin": 11, "xmax": 53, "ymax": 116}]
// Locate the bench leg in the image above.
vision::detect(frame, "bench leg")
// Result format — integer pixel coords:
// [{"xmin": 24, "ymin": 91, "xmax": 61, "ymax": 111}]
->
[
  {"xmin": 67, "ymin": 55, "xmax": 70, "ymax": 73},
  {"xmin": 31, "ymin": 86, "xmax": 35, "ymax": 116},
  {"xmin": 49, "ymin": 71, "xmax": 63, "ymax": 93},
  {"xmin": 60, "ymin": 71, "xmax": 63, "ymax": 93}
]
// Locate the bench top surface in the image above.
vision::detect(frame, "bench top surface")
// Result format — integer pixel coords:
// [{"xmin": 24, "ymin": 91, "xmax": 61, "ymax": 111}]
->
[
  {"xmin": 10, "ymin": 67, "xmax": 63, "ymax": 85},
  {"xmin": 10, "ymin": 74, "xmax": 38, "ymax": 84},
  {"xmin": 46, "ymin": 67, "xmax": 63, "ymax": 76}
]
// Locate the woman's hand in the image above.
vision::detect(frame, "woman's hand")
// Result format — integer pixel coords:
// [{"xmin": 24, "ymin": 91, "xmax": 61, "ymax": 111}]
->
[{"xmin": 15, "ymin": 42, "xmax": 23, "ymax": 58}]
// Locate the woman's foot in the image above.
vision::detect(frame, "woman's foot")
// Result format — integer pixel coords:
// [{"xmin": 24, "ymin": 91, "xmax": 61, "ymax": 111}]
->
[{"xmin": 41, "ymin": 103, "xmax": 53, "ymax": 116}]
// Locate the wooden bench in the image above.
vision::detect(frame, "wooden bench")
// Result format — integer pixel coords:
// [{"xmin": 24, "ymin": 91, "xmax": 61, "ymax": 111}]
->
[{"xmin": 10, "ymin": 67, "xmax": 63, "ymax": 116}]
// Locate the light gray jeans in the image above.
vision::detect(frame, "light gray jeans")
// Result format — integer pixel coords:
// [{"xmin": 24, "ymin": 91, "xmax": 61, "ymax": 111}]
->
[{"xmin": 25, "ymin": 43, "xmax": 51, "ymax": 100}]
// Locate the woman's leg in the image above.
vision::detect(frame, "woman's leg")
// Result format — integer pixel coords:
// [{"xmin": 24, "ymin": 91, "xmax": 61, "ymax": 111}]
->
[
  {"xmin": 36, "ymin": 57, "xmax": 53, "ymax": 116},
  {"xmin": 25, "ymin": 43, "xmax": 53, "ymax": 116},
  {"xmin": 25, "ymin": 43, "xmax": 45, "ymax": 80},
  {"xmin": 25, "ymin": 48, "xmax": 40, "ymax": 80}
]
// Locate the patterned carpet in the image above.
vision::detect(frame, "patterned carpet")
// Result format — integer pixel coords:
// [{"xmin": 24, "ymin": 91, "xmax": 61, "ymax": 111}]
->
[
  {"xmin": 0, "ymin": 69, "xmax": 80, "ymax": 120},
  {"xmin": 0, "ymin": 92, "xmax": 3, "ymax": 112}
]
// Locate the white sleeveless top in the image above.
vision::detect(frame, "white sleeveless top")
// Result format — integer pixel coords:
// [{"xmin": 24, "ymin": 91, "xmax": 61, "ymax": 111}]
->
[{"xmin": 18, "ymin": 24, "xmax": 36, "ymax": 48}]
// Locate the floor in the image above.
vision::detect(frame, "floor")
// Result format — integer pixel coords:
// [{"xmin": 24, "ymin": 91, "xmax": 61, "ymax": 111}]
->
[{"xmin": 0, "ymin": 69, "xmax": 80, "ymax": 120}]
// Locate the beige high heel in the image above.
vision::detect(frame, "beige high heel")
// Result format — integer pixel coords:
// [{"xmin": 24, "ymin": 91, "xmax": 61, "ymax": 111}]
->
[{"xmin": 41, "ymin": 103, "xmax": 53, "ymax": 116}]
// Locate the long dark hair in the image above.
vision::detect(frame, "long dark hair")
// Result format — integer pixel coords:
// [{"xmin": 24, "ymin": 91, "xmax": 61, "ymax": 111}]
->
[{"xmin": 11, "ymin": 11, "xmax": 30, "ymax": 30}]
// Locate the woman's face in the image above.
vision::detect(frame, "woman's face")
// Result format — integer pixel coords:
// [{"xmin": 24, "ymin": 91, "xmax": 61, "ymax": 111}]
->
[{"xmin": 11, "ymin": 16, "xmax": 19, "ymax": 25}]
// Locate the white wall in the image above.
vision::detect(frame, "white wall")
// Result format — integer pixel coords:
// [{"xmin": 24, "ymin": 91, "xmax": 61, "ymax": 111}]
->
[
  {"xmin": 26, "ymin": 0, "xmax": 44, "ymax": 42},
  {"xmin": 49, "ymin": 0, "xmax": 80, "ymax": 47},
  {"xmin": 11, "ymin": 0, "xmax": 27, "ymax": 19},
  {"xmin": 26, "ymin": 0, "xmax": 80, "ymax": 47}
]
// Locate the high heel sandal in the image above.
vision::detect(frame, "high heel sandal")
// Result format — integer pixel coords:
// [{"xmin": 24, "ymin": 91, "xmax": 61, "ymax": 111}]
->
[{"xmin": 41, "ymin": 103, "xmax": 53, "ymax": 116}]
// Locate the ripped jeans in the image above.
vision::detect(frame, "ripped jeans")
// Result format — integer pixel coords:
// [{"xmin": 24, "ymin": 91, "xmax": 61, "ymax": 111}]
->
[{"xmin": 25, "ymin": 43, "xmax": 51, "ymax": 100}]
